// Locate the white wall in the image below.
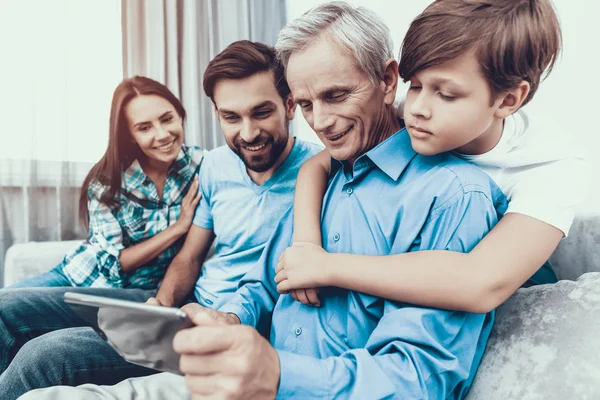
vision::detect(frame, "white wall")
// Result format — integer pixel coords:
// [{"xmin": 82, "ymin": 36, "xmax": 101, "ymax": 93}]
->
[{"xmin": 286, "ymin": 0, "xmax": 600, "ymax": 214}]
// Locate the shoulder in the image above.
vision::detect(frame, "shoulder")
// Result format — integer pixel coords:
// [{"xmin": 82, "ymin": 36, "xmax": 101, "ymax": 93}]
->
[
  {"xmin": 294, "ymin": 139, "xmax": 324, "ymax": 162},
  {"xmin": 181, "ymin": 145, "xmax": 206, "ymax": 169},
  {"xmin": 196, "ymin": 146, "xmax": 243, "ymax": 188},
  {"xmin": 87, "ymin": 178, "xmax": 109, "ymax": 201},
  {"xmin": 200, "ymin": 145, "xmax": 237, "ymax": 168},
  {"xmin": 415, "ymin": 153, "xmax": 506, "ymax": 214}
]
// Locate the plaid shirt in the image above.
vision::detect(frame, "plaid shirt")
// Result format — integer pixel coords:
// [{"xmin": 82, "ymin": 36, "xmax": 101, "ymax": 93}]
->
[{"xmin": 61, "ymin": 145, "xmax": 204, "ymax": 289}]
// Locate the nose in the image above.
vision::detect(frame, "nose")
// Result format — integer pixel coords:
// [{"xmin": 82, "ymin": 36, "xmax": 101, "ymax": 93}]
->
[
  {"xmin": 240, "ymin": 118, "xmax": 261, "ymax": 143},
  {"xmin": 408, "ymin": 92, "xmax": 431, "ymax": 120},
  {"xmin": 155, "ymin": 124, "xmax": 170, "ymax": 140},
  {"xmin": 312, "ymin": 102, "xmax": 335, "ymax": 134}
]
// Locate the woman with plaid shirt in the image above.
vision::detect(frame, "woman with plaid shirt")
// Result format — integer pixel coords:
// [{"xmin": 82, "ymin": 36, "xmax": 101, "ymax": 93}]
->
[{"xmin": 10, "ymin": 76, "xmax": 204, "ymax": 290}]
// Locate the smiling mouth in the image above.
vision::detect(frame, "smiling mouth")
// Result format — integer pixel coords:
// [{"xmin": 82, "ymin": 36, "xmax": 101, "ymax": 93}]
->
[
  {"xmin": 328, "ymin": 125, "xmax": 353, "ymax": 142},
  {"xmin": 155, "ymin": 140, "xmax": 175, "ymax": 151},
  {"xmin": 243, "ymin": 143, "xmax": 267, "ymax": 152}
]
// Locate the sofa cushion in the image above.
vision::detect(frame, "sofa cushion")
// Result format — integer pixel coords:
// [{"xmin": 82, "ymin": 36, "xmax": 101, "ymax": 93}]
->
[
  {"xmin": 467, "ymin": 272, "xmax": 600, "ymax": 399},
  {"xmin": 550, "ymin": 215, "xmax": 600, "ymax": 280},
  {"xmin": 3, "ymin": 240, "xmax": 83, "ymax": 287}
]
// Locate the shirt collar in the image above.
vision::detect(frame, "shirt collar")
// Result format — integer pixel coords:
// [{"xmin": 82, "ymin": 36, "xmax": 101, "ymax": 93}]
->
[
  {"xmin": 330, "ymin": 128, "xmax": 416, "ymax": 181},
  {"xmin": 122, "ymin": 159, "xmax": 148, "ymax": 192},
  {"xmin": 122, "ymin": 146, "xmax": 195, "ymax": 193}
]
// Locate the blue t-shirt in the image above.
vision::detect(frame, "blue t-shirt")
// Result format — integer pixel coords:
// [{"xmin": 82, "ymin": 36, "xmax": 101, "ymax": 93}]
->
[{"xmin": 192, "ymin": 138, "xmax": 322, "ymax": 308}]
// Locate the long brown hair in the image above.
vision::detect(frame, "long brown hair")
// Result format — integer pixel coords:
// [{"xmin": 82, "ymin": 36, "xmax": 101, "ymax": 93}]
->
[{"xmin": 79, "ymin": 76, "xmax": 186, "ymax": 230}]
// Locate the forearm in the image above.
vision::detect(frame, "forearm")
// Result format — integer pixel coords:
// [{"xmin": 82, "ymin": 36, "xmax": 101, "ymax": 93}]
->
[
  {"xmin": 277, "ymin": 348, "xmax": 443, "ymax": 399},
  {"xmin": 325, "ymin": 213, "xmax": 562, "ymax": 313},
  {"xmin": 327, "ymin": 251, "xmax": 490, "ymax": 311},
  {"xmin": 292, "ymin": 152, "xmax": 329, "ymax": 245},
  {"xmin": 155, "ymin": 253, "xmax": 201, "ymax": 307},
  {"xmin": 119, "ymin": 223, "xmax": 186, "ymax": 273},
  {"xmin": 278, "ymin": 306, "xmax": 486, "ymax": 399}
]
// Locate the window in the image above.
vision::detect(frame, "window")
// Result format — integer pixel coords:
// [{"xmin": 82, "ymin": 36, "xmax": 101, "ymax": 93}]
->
[{"xmin": 0, "ymin": 0, "xmax": 122, "ymax": 164}]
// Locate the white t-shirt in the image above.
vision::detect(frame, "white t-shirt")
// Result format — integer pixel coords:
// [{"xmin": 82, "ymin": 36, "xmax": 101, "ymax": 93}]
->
[{"xmin": 456, "ymin": 110, "xmax": 586, "ymax": 236}]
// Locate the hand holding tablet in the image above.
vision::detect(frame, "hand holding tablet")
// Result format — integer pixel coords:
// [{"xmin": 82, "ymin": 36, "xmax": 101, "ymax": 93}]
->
[{"xmin": 64, "ymin": 292, "xmax": 193, "ymax": 375}]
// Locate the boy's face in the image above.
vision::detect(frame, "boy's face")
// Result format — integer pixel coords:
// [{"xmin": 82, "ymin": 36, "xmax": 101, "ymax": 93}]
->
[
  {"xmin": 404, "ymin": 51, "xmax": 504, "ymax": 156},
  {"xmin": 213, "ymin": 70, "xmax": 296, "ymax": 172}
]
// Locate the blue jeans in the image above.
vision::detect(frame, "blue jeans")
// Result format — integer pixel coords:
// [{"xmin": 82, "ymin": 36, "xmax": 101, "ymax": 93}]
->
[
  {"xmin": 7, "ymin": 265, "xmax": 71, "ymax": 288},
  {"xmin": 0, "ymin": 286, "xmax": 158, "ymax": 400}
]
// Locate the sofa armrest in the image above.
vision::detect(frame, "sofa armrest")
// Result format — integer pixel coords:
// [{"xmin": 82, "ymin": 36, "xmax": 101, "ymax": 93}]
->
[
  {"xmin": 467, "ymin": 272, "xmax": 600, "ymax": 399},
  {"xmin": 3, "ymin": 240, "xmax": 83, "ymax": 287}
]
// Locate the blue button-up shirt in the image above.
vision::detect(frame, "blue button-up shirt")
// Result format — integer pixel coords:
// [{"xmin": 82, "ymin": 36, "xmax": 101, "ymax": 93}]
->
[{"xmin": 220, "ymin": 129, "xmax": 507, "ymax": 399}]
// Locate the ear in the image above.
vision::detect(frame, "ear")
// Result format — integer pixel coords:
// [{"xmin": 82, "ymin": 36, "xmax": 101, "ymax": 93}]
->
[
  {"xmin": 380, "ymin": 58, "xmax": 399, "ymax": 106},
  {"xmin": 285, "ymin": 93, "xmax": 297, "ymax": 120},
  {"xmin": 494, "ymin": 81, "xmax": 530, "ymax": 119}
]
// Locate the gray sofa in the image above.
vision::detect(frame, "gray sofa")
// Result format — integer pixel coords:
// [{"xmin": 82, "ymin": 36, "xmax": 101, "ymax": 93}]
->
[{"xmin": 4, "ymin": 216, "xmax": 600, "ymax": 398}]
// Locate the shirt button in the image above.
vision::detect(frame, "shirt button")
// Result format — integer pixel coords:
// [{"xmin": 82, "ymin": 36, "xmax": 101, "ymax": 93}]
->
[
  {"xmin": 346, "ymin": 187, "xmax": 353, "ymax": 195},
  {"xmin": 333, "ymin": 233, "xmax": 340, "ymax": 241},
  {"xmin": 295, "ymin": 327, "xmax": 302, "ymax": 336}
]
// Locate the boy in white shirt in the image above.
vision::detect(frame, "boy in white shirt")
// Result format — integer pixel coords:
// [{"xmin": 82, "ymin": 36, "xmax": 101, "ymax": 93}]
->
[{"xmin": 275, "ymin": 0, "xmax": 585, "ymax": 312}]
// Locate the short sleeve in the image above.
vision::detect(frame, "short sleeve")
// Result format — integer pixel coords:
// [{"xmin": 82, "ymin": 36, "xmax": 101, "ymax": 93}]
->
[
  {"xmin": 506, "ymin": 157, "xmax": 586, "ymax": 236},
  {"xmin": 192, "ymin": 155, "xmax": 213, "ymax": 230}
]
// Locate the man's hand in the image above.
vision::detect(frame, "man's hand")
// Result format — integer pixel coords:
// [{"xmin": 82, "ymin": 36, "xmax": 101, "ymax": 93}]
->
[
  {"xmin": 145, "ymin": 297, "xmax": 163, "ymax": 306},
  {"xmin": 274, "ymin": 242, "xmax": 332, "ymax": 306},
  {"xmin": 180, "ymin": 303, "xmax": 241, "ymax": 326},
  {"xmin": 174, "ymin": 323, "xmax": 280, "ymax": 400}
]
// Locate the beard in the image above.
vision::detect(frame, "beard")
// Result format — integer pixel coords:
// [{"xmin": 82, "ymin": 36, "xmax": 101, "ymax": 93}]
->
[{"xmin": 228, "ymin": 131, "xmax": 289, "ymax": 173}]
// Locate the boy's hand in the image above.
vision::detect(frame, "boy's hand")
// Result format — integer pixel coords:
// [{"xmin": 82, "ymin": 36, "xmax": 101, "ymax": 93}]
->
[
  {"xmin": 274, "ymin": 242, "xmax": 331, "ymax": 306},
  {"xmin": 290, "ymin": 288, "xmax": 321, "ymax": 307}
]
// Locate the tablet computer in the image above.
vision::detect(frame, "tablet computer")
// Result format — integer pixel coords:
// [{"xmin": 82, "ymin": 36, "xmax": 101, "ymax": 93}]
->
[{"xmin": 64, "ymin": 292, "xmax": 193, "ymax": 375}]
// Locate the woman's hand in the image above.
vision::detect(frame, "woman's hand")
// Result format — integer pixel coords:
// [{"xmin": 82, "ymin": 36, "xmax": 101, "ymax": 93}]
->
[{"xmin": 174, "ymin": 176, "xmax": 201, "ymax": 235}]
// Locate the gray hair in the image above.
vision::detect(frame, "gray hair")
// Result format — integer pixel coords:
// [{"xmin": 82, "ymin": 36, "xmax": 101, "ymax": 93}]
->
[{"xmin": 275, "ymin": 1, "xmax": 394, "ymax": 86}]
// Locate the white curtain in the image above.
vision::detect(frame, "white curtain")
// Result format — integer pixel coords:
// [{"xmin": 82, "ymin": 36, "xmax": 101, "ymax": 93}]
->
[
  {"xmin": 0, "ymin": 0, "xmax": 287, "ymax": 285},
  {"xmin": 121, "ymin": 0, "xmax": 287, "ymax": 149},
  {"xmin": 0, "ymin": 0, "xmax": 123, "ymax": 286}
]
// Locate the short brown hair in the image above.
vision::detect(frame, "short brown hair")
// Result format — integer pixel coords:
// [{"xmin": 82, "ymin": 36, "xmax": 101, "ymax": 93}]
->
[
  {"xmin": 398, "ymin": 0, "xmax": 562, "ymax": 106},
  {"xmin": 203, "ymin": 40, "xmax": 290, "ymax": 103}
]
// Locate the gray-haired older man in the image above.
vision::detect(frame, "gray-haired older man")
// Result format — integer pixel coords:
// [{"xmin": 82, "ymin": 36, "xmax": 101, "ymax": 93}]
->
[{"xmin": 22, "ymin": 2, "xmax": 506, "ymax": 399}]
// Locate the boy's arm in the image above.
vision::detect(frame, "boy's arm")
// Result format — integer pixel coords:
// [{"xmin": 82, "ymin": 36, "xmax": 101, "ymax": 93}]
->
[
  {"xmin": 277, "ymin": 213, "xmax": 561, "ymax": 313},
  {"xmin": 292, "ymin": 150, "xmax": 330, "ymax": 245}
]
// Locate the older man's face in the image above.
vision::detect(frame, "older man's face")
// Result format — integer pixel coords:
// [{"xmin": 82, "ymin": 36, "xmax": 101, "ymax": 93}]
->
[{"xmin": 286, "ymin": 35, "xmax": 390, "ymax": 164}]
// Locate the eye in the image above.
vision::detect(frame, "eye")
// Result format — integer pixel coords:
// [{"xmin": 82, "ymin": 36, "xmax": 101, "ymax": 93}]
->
[
  {"xmin": 326, "ymin": 91, "xmax": 348, "ymax": 102},
  {"xmin": 298, "ymin": 101, "xmax": 313, "ymax": 111},
  {"xmin": 223, "ymin": 115, "xmax": 240, "ymax": 122},
  {"xmin": 408, "ymin": 85, "xmax": 422, "ymax": 91},
  {"xmin": 438, "ymin": 92, "xmax": 457, "ymax": 101},
  {"xmin": 254, "ymin": 109, "xmax": 273, "ymax": 119},
  {"xmin": 138, "ymin": 125, "xmax": 151, "ymax": 132},
  {"xmin": 161, "ymin": 115, "xmax": 174, "ymax": 123}
]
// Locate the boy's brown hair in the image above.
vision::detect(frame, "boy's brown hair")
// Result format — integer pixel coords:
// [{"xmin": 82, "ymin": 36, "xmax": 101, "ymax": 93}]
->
[
  {"xmin": 398, "ymin": 0, "xmax": 562, "ymax": 106},
  {"xmin": 203, "ymin": 40, "xmax": 290, "ymax": 104}
]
